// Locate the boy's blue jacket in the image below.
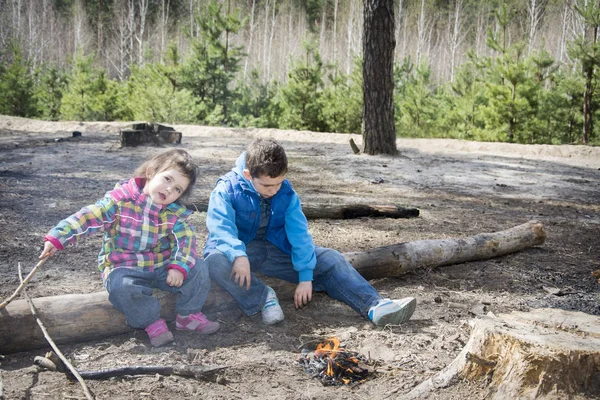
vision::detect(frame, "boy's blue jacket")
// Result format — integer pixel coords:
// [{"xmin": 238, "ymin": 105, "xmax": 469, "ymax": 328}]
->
[{"xmin": 204, "ymin": 152, "xmax": 317, "ymax": 281}]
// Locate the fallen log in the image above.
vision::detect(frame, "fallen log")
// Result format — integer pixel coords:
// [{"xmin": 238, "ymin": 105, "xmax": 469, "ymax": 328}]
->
[
  {"xmin": 404, "ymin": 308, "xmax": 600, "ymax": 400},
  {"xmin": 0, "ymin": 221, "xmax": 545, "ymax": 354},
  {"xmin": 185, "ymin": 201, "xmax": 420, "ymax": 219},
  {"xmin": 348, "ymin": 219, "xmax": 545, "ymax": 280}
]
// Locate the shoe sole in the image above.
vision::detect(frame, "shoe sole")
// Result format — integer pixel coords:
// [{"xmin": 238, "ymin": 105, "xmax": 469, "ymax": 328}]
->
[
  {"xmin": 176, "ymin": 324, "xmax": 221, "ymax": 334},
  {"xmin": 375, "ymin": 298, "xmax": 417, "ymax": 326},
  {"xmin": 262, "ymin": 315, "xmax": 285, "ymax": 325},
  {"xmin": 150, "ymin": 331, "xmax": 174, "ymax": 347}
]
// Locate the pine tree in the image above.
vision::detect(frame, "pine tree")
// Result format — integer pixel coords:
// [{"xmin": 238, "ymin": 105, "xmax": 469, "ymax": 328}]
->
[
  {"xmin": 0, "ymin": 43, "xmax": 36, "ymax": 118},
  {"xmin": 60, "ymin": 52, "xmax": 109, "ymax": 121},
  {"xmin": 568, "ymin": 2, "xmax": 600, "ymax": 144},
  {"xmin": 276, "ymin": 43, "xmax": 328, "ymax": 132},
  {"xmin": 230, "ymin": 68, "xmax": 279, "ymax": 128},
  {"xmin": 181, "ymin": 0, "xmax": 245, "ymax": 125},
  {"xmin": 320, "ymin": 57, "xmax": 363, "ymax": 134},
  {"xmin": 441, "ymin": 51, "xmax": 488, "ymax": 140},
  {"xmin": 34, "ymin": 66, "xmax": 68, "ymax": 121},
  {"xmin": 126, "ymin": 62, "xmax": 200, "ymax": 124}
]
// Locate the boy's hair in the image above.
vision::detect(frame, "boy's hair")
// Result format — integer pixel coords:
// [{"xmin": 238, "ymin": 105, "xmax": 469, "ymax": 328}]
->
[
  {"xmin": 134, "ymin": 148, "xmax": 198, "ymax": 199},
  {"xmin": 245, "ymin": 138, "xmax": 288, "ymax": 178}
]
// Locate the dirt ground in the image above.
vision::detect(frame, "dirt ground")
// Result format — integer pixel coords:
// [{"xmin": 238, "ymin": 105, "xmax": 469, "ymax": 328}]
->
[{"xmin": 0, "ymin": 115, "xmax": 599, "ymax": 400}]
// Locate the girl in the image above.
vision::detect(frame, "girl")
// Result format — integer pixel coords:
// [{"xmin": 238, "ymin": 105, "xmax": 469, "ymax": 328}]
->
[{"xmin": 39, "ymin": 148, "xmax": 219, "ymax": 347}]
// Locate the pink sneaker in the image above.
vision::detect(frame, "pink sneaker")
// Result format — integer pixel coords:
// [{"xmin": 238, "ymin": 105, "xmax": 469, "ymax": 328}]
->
[
  {"xmin": 176, "ymin": 311, "xmax": 220, "ymax": 334},
  {"xmin": 145, "ymin": 319, "xmax": 174, "ymax": 347}
]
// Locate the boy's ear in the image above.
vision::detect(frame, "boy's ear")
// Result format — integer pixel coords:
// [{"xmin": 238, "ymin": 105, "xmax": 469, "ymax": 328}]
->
[{"xmin": 243, "ymin": 169, "xmax": 252, "ymax": 180}]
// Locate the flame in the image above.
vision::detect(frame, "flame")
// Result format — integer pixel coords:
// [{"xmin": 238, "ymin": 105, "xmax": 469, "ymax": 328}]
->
[
  {"xmin": 306, "ymin": 336, "xmax": 370, "ymax": 384},
  {"xmin": 315, "ymin": 337, "xmax": 340, "ymax": 359},
  {"xmin": 326, "ymin": 359, "xmax": 334, "ymax": 376}
]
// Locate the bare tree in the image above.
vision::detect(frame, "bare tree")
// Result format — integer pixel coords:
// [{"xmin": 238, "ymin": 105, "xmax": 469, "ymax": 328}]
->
[
  {"xmin": 416, "ymin": 0, "xmax": 427, "ymax": 64},
  {"xmin": 346, "ymin": 0, "xmax": 362, "ymax": 74},
  {"xmin": 395, "ymin": 0, "xmax": 406, "ymax": 61},
  {"xmin": 266, "ymin": 0, "xmax": 278, "ymax": 82},
  {"xmin": 362, "ymin": 0, "xmax": 397, "ymax": 155},
  {"xmin": 527, "ymin": 0, "xmax": 547, "ymax": 55},
  {"xmin": 333, "ymin": 0, "xmax": 339, "ymax": 64},
  {"xmin": 449, "ymin": 0, "xmax": 467, "ymax": 82},
  {"xmin": 243, "ymin": 0, "xmax": 256, "ymax": 79},
  {"xmin": 159, "ymin": 0, "xmax": 171, "ymax": 62},
  {"xmin": 106, "ymin": 0, "xmax": 135, "ymax": 79},
  {"xmin": 136, "ymin": 0, "xmax": 150, "ymax": 65}
]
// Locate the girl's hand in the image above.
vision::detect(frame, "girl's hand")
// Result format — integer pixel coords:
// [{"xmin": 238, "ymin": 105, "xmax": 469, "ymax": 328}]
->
[
  {"xmin": 166, "ymin": 268, "xmax": 184, "ymax": 287},
  {"xmin": 39, "ymin": 241, "xmax": 58, "ymax": 259}
]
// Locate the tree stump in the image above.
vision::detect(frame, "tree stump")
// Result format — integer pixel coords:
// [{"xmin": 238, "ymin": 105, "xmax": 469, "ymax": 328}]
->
[
  {"xmin": 120, "ymin": 123, "xmax": 182, "ymax": 147},
  {"xmin": 405, "ymin": 308, "xmax": 600, "ymax": 399}
]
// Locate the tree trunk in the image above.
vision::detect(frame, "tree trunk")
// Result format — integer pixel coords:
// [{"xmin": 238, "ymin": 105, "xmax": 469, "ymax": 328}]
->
[
  {"xmin": 362, "ymin": 0, "xmax": 397, "ymax": 155},
  {"xmin": 405, "ymin": 308, "xmax": 600, "ymax": 399},
  {"xmin": 0, "ymin": 221, "xmax": 545, "ymax": 354}
]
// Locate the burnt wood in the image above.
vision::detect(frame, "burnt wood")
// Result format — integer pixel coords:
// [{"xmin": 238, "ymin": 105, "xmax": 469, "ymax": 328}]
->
[{"xmin": 184, "ymin": 202, "xmax": 420, "ymax": 219}]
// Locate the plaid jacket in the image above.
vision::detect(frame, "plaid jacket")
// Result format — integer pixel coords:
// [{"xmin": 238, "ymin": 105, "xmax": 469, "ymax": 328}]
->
[{"xmin": 45, "ymin": 178, "xmax": 197, "ymax": 281}]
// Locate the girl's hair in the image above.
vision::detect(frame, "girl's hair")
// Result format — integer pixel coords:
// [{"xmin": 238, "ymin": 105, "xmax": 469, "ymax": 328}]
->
[
  {"xmin": 245, "ymin": 138, "xmax": 288, "ymax": 178},
  {"xmin": 134, "ymin": 148, "xmax": 198, "ymax": 199}
]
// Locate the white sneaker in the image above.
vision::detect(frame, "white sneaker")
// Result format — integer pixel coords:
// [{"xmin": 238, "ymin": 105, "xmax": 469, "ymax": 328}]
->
[
  {"xmin": 368, "ymin": 297, "xmax": 416, "ymax": 326},
  {"xmin": 262, "ymin": 286, "xmax": 284, "ymax": 325}
]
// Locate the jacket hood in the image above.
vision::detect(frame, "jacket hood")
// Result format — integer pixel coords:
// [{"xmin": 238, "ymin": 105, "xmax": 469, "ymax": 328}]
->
[{"xmin": 232, "ymin": 152, "xmax": 257, "ymax": 195}]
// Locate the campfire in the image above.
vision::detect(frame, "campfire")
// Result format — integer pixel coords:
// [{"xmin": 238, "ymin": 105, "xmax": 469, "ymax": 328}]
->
[{"xmin": 297, "ymin": 337, "xmax": 377, "ymax": 386}]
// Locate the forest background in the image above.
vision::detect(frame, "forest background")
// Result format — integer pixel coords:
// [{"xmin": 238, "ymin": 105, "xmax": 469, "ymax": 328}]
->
[{"xmin": 1, "ymin": 0, "xmax": 600, "ymax": 145}]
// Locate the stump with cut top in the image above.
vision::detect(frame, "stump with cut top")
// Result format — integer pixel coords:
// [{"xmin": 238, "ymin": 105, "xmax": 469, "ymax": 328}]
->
[{"xmin": 119, "ymin": 123, "xmax": 182, "ymax": 147}]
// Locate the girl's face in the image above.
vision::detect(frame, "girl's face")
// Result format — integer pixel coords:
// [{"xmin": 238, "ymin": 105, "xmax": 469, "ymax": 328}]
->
[{"xmin": 143, "ymin": 169, "xmax": 190, "ymax": 205}]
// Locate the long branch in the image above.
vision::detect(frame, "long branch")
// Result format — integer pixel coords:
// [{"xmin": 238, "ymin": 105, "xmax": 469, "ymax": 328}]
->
[
  {"xmin": 18, "ymin": 263, "xmax": 94, "ymax": 400},
  {"xmin": 0, "ymin": 257, "xmax": 48, "ymax": 310}
]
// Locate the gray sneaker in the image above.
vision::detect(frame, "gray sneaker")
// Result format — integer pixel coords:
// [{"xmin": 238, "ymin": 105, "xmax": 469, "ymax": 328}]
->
[
  {"xmin": 368, "ymin": 297, "xmax": 416, "ymax": 326},
  {"xmin": 262, "ymin": 286, "xmax": 284, "ymax": 325}
]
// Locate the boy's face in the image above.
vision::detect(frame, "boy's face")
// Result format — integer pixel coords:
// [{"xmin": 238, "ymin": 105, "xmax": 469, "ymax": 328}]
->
[
  {"xmin": 243, "ymin": 169, "xmax": 285, "ymax": 199},
  {"xmin": 144, "ymin": 169, "xmax": 190, "ymax": 205}
]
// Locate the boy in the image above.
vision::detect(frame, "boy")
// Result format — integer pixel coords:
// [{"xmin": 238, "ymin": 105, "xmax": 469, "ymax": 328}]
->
[{"xmin": 204, "ymin": 138, "xmax": 416, "ymax": 326}]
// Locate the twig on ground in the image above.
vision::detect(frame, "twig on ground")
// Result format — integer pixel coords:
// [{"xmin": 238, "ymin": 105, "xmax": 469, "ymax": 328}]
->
[
  {"xmin": 0, "ymin": 257, "xmax": 48, "ymax": 310},
  {"xmin": 17, "ymin": 263, "xmax": 94, "ymax": 400},
  {"xmin": 75, "ymin": 365, "xmax": 227, "ymax": 380}
]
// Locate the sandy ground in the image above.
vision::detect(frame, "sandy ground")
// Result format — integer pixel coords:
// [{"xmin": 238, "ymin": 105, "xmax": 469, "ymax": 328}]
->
[{"xmin": 0, "ymin": 115, "xmax": 599, "ymax": 399}]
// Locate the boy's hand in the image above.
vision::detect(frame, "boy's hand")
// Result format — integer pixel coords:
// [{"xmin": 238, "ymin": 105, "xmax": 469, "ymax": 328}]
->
[
  {"xmin": 39, "ymin": 241, "xmax": 58, "ymax": 259},
  {"xmin": 166, "ymin": 268, "xmax": 184, "ymax": 287},
  {"xmin": 231, "ymin": 256, "xmax": 251, "ymax": 290},
  {"xmin": 294, "ymin": 281, "xmax": 313, "ymax": 309}
]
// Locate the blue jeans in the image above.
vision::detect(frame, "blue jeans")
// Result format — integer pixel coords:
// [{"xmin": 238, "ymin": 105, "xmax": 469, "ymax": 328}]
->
[
  {"xmin": 104, "ymin": 260, "xmax": 211, "ymax": 329},
  {"xmin": 206, "ymin": 239, "xmax": 381, "ymax": 319}
]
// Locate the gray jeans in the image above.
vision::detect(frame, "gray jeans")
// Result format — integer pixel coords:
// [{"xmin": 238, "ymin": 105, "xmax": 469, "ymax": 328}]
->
[{"xmin": 104, "ymin": 260, "xmax": 211, "ymax": 329}]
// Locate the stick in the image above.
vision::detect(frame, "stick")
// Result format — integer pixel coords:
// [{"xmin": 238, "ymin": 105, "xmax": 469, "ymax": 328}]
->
[
  {"xmin": 0, "ymin": 257, "xmax": 48, "ymax": 310},
  {"xmin": 17, "ymin": 263, "xmax": 94, "ymax": 400},
  {"xmin": 75, "ymin": 365, "xmax": 227, "ymax": 380}
]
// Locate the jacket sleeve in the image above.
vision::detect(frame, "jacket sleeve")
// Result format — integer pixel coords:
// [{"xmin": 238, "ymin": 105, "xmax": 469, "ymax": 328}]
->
[
  {"xmin": 167, "ymin": 218, "xmax": 197, "ymax": 278},
  {"xmin": 45, "ymin": 195, "xmax": 118, "ymax": 249},
  {"xmin": 285, "ymin": 193, "xmax": 316, "ymax": 282},
  {"xmin": 205, "ymin": 181, "xmax": 247, "ymax": 262}
]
